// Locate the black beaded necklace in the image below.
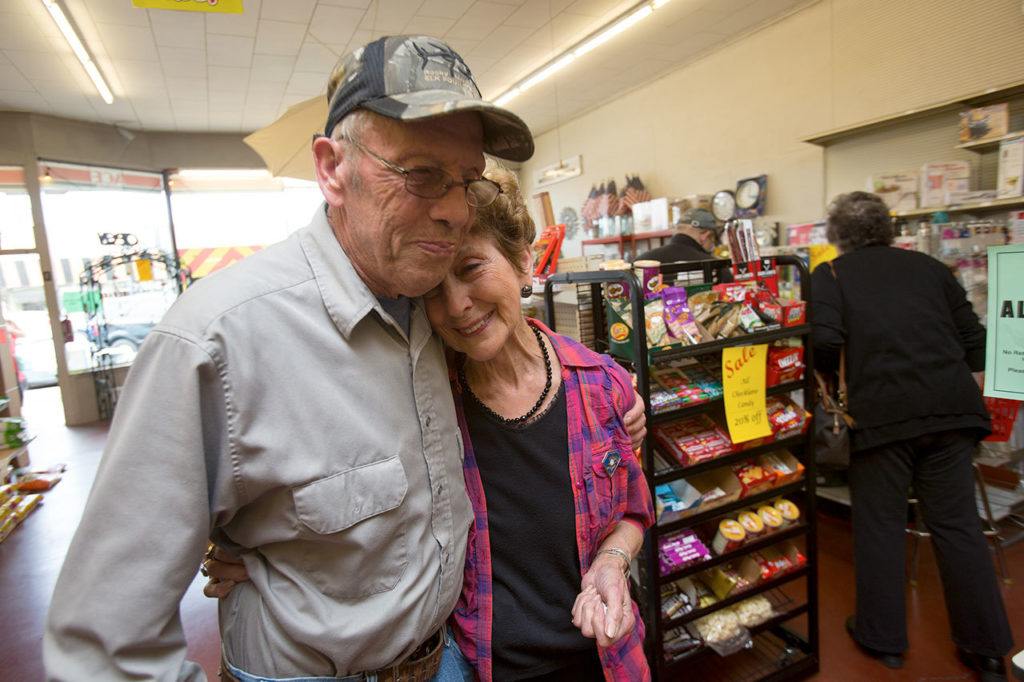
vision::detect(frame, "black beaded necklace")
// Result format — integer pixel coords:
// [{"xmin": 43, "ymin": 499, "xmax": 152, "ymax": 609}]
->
[{"xmin": 460, "ymin": 323, "xmax": 553, "ymax": 427}]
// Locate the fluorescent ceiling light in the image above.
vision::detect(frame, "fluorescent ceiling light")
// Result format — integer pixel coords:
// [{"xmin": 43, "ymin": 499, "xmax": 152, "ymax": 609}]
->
[
  {"xmin": 491, "ymin": 2, "xmax": 658, "ymax": 106},
  {"xmin": 41, "ymin": 0, "xmax": 114, "ymax": 104}
]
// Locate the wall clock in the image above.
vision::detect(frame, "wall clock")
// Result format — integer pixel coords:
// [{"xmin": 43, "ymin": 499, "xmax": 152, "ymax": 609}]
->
[
  {"xmin": 711, "ymin": 190, "xmax": 736, "ymax": 222},
  {"xmin": 735, "ymin": 174, "xmax": 767, "ymax": 217}
]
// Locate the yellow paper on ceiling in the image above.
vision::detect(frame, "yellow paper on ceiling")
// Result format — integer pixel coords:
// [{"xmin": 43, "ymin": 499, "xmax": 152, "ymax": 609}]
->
[
  {"xmin": 131, "ymin": 0, "xmax": 244, "ymax": 13},
  {"xmin": 722, "ymin": 344, "xmax": 773, "ymax": 444}
]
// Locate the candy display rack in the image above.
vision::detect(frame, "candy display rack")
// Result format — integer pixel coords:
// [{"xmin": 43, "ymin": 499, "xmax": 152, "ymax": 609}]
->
[{"xmin": 543, "ymin": 255, "xmax": 818, "ymax": 681}]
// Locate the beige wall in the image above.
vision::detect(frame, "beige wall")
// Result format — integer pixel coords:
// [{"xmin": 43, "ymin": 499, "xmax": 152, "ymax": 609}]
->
[{"xmin": 521, "ymin": 0, "xmax": 1024, "ymax": 256}]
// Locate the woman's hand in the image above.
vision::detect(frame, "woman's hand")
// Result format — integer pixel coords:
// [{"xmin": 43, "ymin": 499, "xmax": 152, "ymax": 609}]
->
[
  {"xmin": 201, "ymin": 546, "xmax": 250, "ymax": 599},
  {"xmin": 623, "ymin": 390, "xmax": 647, "ymax": 450},
  {"xmin": 572, "ymin": 554, "xmax": 634, "ymax": 648}
]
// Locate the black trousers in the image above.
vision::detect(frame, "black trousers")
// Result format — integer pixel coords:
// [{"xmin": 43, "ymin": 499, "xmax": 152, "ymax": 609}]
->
[{"xmin": 848, "ymin": 429, "xmax": 1013, "ymax": 657}]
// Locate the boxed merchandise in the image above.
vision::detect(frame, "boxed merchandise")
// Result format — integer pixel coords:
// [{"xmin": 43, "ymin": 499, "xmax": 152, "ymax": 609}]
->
[
  {"xmin": 920, "ymin": 161, "xmax": 972, "ymax": 207},
  {"xmin": 661, "ymin": 578, "xmax": 698, "ymax": 620},
  {"xmin": 663, "ymin": 468, "xmax": 741, "ymax": 522},
  {"xmin": 766, "ymin": 346, "xmax": 805, "ymax": 385},
  {"xmin": 765, "ymin": 396, "xmax": 811, "ymax": 439},
  {"xmin": 733, "ymin": 460, "xmax": 778, "ymax": 497},
  {"xmin": 757, "ymin": 450, "xmax": 805, "ymax": 486},
  {"xmin": 947, "ymin": 189, "xmax": 999, "ymax": 205},
  {"xmin": 751, "ymin": 542, "xmax": 807, "ymax": 581},
  {"xmin": 663, "ymin": 624, "xmax": 703, "ymax": 660},
  {"xmin": 653, "ymin": 415, "xmax": 734, "ymax": 466},
  {"xmin": 959, "ymin": 104, "xmax": 1009, "ymax": 143},
  {"xmin": 997, "ymin": 137, "xmax": 1024, "ymax": 198},
  {"xmin": 870, "ymin": 171, "xmax": 919, "ymax": 211}
]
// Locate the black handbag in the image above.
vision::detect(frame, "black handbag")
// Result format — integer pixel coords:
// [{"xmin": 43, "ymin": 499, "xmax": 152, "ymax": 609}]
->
[{"xmin": 813, "ymin": 262, "xmax": 854, "ymax": 469}]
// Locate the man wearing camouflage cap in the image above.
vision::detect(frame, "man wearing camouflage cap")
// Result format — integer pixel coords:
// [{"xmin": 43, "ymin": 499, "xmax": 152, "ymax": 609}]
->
[
  {"xmin": 44, "ymin": 36, "xmax": 541, "ymax": 682},
  {"xmin": 635, "ymin": 207, "xmax": 723, "ymax": 263}
]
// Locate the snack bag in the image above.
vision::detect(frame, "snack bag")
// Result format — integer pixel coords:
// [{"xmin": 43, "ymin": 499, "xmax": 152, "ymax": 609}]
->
[{"xmin": 662, "ymin": 287, "xmax": 702, "ymax": 344}]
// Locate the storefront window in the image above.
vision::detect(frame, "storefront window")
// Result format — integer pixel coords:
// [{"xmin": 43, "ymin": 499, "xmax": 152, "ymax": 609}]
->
[
  {"xmin": 0, "ymin": 254, "xmax": 57, "ymax": 389},
  {"xmin": 0, "ymin": 167, "xmax": 35, "ymax": 250},
  {"xmin": 168, "ymin": 169, "xmax": 321, "ymax": 279},
  {"xmin": 39, "ymin": 162, "xmax": 176, "ymax": 372}
]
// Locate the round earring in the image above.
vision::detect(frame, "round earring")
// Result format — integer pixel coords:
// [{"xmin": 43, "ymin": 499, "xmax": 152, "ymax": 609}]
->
[{"xmin": 520, "ymin": 285, "xmax": 532, "ymax": 299}]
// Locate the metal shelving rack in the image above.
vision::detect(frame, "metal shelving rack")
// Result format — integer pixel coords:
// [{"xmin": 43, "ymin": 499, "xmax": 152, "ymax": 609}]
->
[{"xmin": 543, "ymin": 255, "xmax": 819, "ymax": 681}]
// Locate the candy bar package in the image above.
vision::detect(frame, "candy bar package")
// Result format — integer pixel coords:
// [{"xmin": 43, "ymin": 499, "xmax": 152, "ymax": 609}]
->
[
  {"xmin": 664, "ymin": 624, "xmax": 703, "ymax": 659},
  {"xmin": 659, "ymin": 529, "xmax": 713, "ymax": 575},
  {"xmin": 757, "ymin": 450, "xmax": 805, "ymax": 486},
  {"xmin": 765, "ymin": 396, "xmax": 811, "ymax": 439},
  {"xmin": 653, "ymin": 415, "xmax": 734, "ymax": 466},
  {"xmin": 766, "ymin": 346, "xmax": 805, "ymax": 386},
  {"xmin": 661, "ymin": 577, "xmax": 698, "ymax": 620},
  {"xmin": 781, "ymin": 300, "xmax": 807, "ymax": 326},
  {"xmin": 733, "ymin": 460, "xmax": 778, "ymax": 497}
]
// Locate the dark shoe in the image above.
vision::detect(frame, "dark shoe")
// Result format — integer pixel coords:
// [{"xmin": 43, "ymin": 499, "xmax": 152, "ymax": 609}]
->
[
  {"xmin": 845, "ymin": 616, "xmax": 904, "ymax": 670},
  {"xmin": 957, "ymin": 648, "xmax": 1008, "ymax": 681}
]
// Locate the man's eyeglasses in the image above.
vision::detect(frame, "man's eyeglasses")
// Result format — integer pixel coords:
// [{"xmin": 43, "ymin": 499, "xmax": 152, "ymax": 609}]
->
[{"xmin": 342, "ymin": 137, "xmax": 501, "ymax": 208}]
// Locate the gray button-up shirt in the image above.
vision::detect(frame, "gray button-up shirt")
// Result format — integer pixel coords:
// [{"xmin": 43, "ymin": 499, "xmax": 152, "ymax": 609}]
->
[{"xmin": 44, "ymin": 207, "xmax": 473, "ymax": 680}]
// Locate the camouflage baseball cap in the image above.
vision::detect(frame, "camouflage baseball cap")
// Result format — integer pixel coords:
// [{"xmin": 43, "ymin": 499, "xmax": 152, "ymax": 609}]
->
[{"xmin": 324, "ymin": 35, "xmax": 534, "ymax": 162}]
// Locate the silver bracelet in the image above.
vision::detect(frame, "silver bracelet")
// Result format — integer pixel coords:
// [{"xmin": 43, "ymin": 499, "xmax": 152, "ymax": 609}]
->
[{"xmin": 596, "ymin": 547, "xmax": 631, "ymax": 576}]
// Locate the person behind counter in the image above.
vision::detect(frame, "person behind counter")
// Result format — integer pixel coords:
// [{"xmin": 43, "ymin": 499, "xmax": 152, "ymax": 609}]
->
[{"xmin": 811, "ymin": 191, "xmax": 1012, "ymax": 681}]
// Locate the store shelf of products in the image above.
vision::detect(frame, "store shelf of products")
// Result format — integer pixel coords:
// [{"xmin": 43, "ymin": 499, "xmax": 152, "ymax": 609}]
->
[
  {"xmin": 580, "ymin": 229, "xmax": 675, "ymax": 258},
  {"xmin": 658, "ymin": 480, "xmax": 808, "ymax": 534},
  {"xmin": 654, "ymin": 436, "xmax": 807, "ymax": 484},
  {"xmin": 956, "ymin": 131, "xmax": 1023, "ymax": 152},
  {"xmin": 665, "ymin": 566, "xmax": 810, "ymax": 628},
  {"xmin": 543, "ymin": 255, "xmax": 818, "ymax": 681},
  {"xmin": 892, "ymin": 195, "xmax": 1024, "ymax": 218},
  {"xmin": 661, "ymin": 523, "xmax": 810, "ymax": 583},
  {"xmin": 652, "ymin": 380, "xmax": 805, "ymax": 423},
  {"xmin": 1, "ymin": 442, "xmax": 31, "ymax": 470}
]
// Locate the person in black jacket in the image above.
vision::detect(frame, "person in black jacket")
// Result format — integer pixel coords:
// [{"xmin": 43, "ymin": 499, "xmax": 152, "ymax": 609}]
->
[{"xmin": 812, "ymin": 192, "xmax": 1013, "ymax": 680}]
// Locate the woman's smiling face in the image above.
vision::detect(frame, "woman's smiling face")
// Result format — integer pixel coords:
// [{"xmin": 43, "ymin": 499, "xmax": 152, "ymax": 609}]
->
[{"xmin": 424, "ymin": 231, "xmax": 531, "ymax": 362}]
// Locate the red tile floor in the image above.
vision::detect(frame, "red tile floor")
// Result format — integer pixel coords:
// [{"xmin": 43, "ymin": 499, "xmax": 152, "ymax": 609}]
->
[{"xmin": 1, "ymin": 387, "xmax": 1021, "ymax": 681}]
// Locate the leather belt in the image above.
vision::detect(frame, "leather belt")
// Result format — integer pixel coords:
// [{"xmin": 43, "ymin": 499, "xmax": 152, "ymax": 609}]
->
[{"xmin": 219, "ymin": 628, "xmax": 446, "ymax": 682}]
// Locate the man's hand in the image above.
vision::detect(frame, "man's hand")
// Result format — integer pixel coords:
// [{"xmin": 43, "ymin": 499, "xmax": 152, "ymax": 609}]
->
[
  {"xmin": 201, "ymin": 546, "xmax": 250, "ymax": 599},
  {"xmin": 623, "ymin": 390, "xmax": 647, "ymax": 450},
  {"xmin": 572, "ymin": 554, "xmax": 634, "ymax": 648}
]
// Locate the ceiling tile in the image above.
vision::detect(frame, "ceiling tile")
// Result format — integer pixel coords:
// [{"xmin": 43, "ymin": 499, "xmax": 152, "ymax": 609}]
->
[
  {"xmin": 208, "ymin": 66, "xmax": 250, "ymax": 92},
  {"xmin": 417, "ymin": 0, "xmax": 474, "ymax": 20},
  {"xmin": 0, "ymin": 63, "xmax": 36, "ymax": 92},
  {"xmin": 466, "ymin": 55, "xmax": 497, "ymax": 74},
  {"xmin": 286, "ymin": 71, "xmax": 327, "ymax": 96},
  {"xmin": 562, "ymin": 0, "xmax": 629, "ymax": 18},
  {"xmin": 95, "ymin": 23, "xmax": 160, "ymax": 61},
  {"xmin": 255, "ymin": 19, "xmax": 307, "ymax": 55},
  {"xmin": 251, "ymin": 53, "xmax": 295, "ymax": 82},
  {"xmin": 77, "ymin": 0, "xmax": 150, "ymax": 27},
  {"xmin": 208, "ymin": 110, "xmax": 244, "ymax": 130},
  {"xmin": 294, "ymin": 41, "xmax": 339, "ymax": 73},
  {"xmin": 470, "ymin": 25, "xmax": 532, "ymax": 59},
  {"xmin": 504, "ymin": 0, "xmax": 552, "ymax": 29},
  {"xmin": 205, "ymin": 0, "xmax": 262, "ymax": 36},
  {"xmin": 445, "ymin": 37, "xmax": 480, "ymax": 56},
  {"xmin": 242, "ymin": 109, "xmax": 279, "ymax": 130},
  {"xmin": 367, "ymin": 0, "xmax": 422, "ymax": 33},
  {"xmin": 318, "ymin": 0, "xmax": 373, "ymax": 7},
  {"xmin": 308, "ymin": 5, "xmax": 364, "ymax": 47},
  {"xmin": 4, "ymin": 50, "xmax": 75, "ymax": 83},
  {"xmin": 172, "ymin": 98, "xmax": 208, "ymax": 115},
  {"xmin": 0, "ymin": 12, "xmax": 63, "ymax": 51},
  {"xmin": 165, "ymin": 76, "xmax": 207, "ymax": 99},
  {"xmin": 0, "ymin": 90, "xmax": 50, "ymax": 111},
  {"xmin": 149, "ymin": 8, "xmax": 205, "ymax": 49},
  {"xmin": 280, "ymin": 91, "xmax": 312, "ymax": 109},
  {"xmin": 208, "ymin": 89, "xmax": 248, "ymax": 109},
  {"xmin": 261, "ymin": 0, "xmax": 317, "ymax": 24},
  {"xmin": 447, "ymin": 2, "xmax": 517, "ymax": 40},
  {"xmin": 402, "ymin": 15, "xmax": 456, "ymax": 36},
  {"xmin": 248, "ymin": 78, "xmax": 287, "ymax": 98},
  {"xmin": 160, "ymin": 46, "xmax": 207, "ymax": 78},
  {"xmin": 207, "ymin": 33, "xmax": 255, "ymax": 67}
]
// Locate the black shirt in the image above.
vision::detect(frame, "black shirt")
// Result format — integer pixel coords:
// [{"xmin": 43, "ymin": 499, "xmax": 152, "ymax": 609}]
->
[
  {"xmin": 811, "ymin": 246, "xmax": 990, "ymax": 450},
  {"xmin": 635, "ymin": 233, "xmax": 715, "ymax": 263},
  {"xmin": 464, "ymin": 384, "xmax": 595, "ymax": 680}
]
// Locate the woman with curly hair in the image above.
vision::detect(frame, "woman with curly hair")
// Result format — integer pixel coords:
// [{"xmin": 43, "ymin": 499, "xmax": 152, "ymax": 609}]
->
[{"xmin": 812, "ymin": 191, "xmax": 1012, "ymax": 680}]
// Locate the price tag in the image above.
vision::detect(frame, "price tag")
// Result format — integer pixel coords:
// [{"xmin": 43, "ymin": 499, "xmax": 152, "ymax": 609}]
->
[{"xmin": 722, "ymin": 344, "xmax": 772, "ymax": 444}]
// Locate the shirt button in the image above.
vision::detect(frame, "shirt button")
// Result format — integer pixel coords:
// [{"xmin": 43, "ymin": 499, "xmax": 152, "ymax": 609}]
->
[
  {"xmin": 425, "ymin": 416, "xmax": 432, "ymax": 428},
  {"xmin": 436, "ymin": 484, "xmax": 443, "ymax": 495}
]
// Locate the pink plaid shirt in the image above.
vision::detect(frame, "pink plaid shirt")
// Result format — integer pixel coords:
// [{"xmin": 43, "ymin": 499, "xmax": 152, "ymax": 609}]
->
[{"xmin": 449, "ymin": 320, "xmax": 654, "ymax": 681}]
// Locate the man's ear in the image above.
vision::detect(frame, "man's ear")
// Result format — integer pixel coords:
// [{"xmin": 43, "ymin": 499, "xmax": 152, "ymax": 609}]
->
[{"xmin": 312, "ymin": 136, "xmax": 345, "ymax": 206}]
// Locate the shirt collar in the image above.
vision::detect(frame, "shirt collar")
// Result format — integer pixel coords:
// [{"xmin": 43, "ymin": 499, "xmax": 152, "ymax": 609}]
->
[
  {"xmin": 531, "ymin": 319, "xmax": 605, "ymax": 369},
  {"xmin": 299, "ymin": 203, "xmax": 391, "ymax": 340},
  {"xmin": 671, "ymin": 233, "xmax": 709, "ymax": 253}
]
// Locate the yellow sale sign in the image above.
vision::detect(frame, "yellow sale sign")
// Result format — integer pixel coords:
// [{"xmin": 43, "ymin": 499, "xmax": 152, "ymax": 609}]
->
[
  {"xmin": 722, "ymin": 344, "xmax": 773, "ymax": 444},
  {"xmin": 132, "ymin": 0, "xmax": 244, "ymax": 13}
]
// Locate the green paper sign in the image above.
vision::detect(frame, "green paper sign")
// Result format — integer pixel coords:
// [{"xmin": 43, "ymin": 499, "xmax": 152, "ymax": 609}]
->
[{"xmin": 984, "ymin": 245, "xmax": 1024, "ymax": 399}]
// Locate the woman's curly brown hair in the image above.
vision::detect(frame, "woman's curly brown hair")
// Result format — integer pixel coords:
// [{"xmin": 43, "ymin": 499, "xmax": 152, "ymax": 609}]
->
[
  {"xmin": 473, "ymin": 165, "xmax": 536, "ymax": 273},
  {"xmin": 826, "ymin": 191, "xmax": 894, "ymax": 252}
]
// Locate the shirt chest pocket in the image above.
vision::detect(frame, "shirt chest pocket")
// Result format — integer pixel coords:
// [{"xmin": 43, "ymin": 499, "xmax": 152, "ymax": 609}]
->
[
  {"xmin": 587, "ymin": 440, "xmax": 630, "ymax": 530},
  {"xmin": 291, "ymin": 455, "xmax": 409, "ymax": 599}
]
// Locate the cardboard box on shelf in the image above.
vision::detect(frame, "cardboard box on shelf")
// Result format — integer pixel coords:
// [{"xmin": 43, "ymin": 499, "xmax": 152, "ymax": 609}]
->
[
  {"xmin": 959, "ymin": 104, "xmax": 1009, "ymax": 143},
  {"xmin": 997, "ymin": 137, "xmax": 1024, "ymax": 199},
  {"xmin": 870, "ymin": 171, "xmax": 918, "ymax": 211},
  {"xmin": 920, "ymin": 161, "xmax": 972, "ymax": 207}
]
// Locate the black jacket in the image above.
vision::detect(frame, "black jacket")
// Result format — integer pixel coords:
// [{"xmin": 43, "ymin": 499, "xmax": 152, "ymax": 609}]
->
[
  {"xmin": 636, "ymin": 234, "xmax": 715, "ymax": 263},
  {"xmin": 811, "ymin": 246, "xmax": 990, "ymax": 450}
]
